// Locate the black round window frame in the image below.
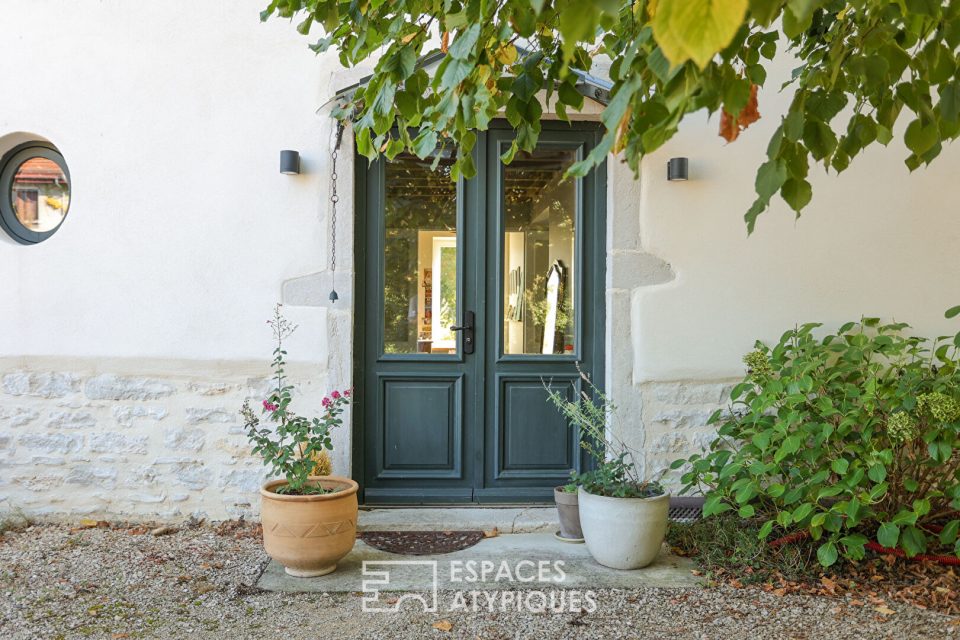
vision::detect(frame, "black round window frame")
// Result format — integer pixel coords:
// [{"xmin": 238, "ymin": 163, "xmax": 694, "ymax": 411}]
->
[{"xmin": 0, "ymin": 142, "xmax": 71, "ymax": 245}]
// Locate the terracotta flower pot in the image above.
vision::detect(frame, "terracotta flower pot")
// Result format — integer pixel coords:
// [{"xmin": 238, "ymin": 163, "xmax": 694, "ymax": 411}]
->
[
  {"xmin": 554, "ymin": 486, "xmax": 583, "ymax": 541},
  {"xmin": 260, "ymin": 475, "xmax": 359, "ymax": 577}
]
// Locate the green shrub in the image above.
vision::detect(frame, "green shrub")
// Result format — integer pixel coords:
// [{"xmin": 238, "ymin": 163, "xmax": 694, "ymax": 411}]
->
[{"xmin": 673, "ymin": 317, "xmax": 960, "ymax": 567}]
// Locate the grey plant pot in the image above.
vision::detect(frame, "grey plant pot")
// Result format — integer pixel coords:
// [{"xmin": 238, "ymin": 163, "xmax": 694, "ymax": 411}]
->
[
  {"xmin": 554, "ymin": 486, "xmax": 584, "ymax": 541},
  {"xmin": 578, "ymin": 488, "xmax": 670, "ymax": 570}
]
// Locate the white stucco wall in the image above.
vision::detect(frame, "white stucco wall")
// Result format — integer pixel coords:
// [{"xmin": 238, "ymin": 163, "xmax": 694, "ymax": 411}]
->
[
  {"xmin": 635, "ymin": 62, "xmax": 960, "ymax": 382},
  {"xmin": 0, "ymin": 1, "xmax": 341, "ymax": 362},
  {"xmin": 0, "ymin": 1, "xmax": 355, "ymax": 519},
  {"xmin": 2, "ymin": 2, "xmax": 959, "ymax": 517}
]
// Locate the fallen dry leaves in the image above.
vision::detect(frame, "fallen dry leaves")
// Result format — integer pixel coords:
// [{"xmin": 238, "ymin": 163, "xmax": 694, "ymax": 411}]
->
[
  {"xmin": 726, "ymin": 555, "xmax": 960, "ymax": 616},
  {"xmin": 432, "ymin": 619, "xmax": 454, "ymax": 632},
  {"xmin": 213, "ymin": 518, "xmax": 262, "ymax": 540},
  {"xmin": 72, "ymin": 519, "xmax": 111, "ymax": 532}
]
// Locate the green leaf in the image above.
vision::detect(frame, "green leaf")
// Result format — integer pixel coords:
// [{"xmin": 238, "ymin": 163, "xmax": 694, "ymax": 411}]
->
[
  {"xmin": 792, "ymin": 502, "xmax": 814, "ymax": 522},
  {"xmin": 749, "ymin": 0, "xmax": 783, "ymax": 25},
  {"xmin": 803, "ymin": 120, "xmax": 838, "ymax": 161},
  {"xmin": 751, "ymin": 431, "xmax": 771, "ymax": 451},
  {"xmin": 939, "ymin": 81, "xmax": 960, "ymax": 123},
  {"xmin": 703, "ymin": 494, "xmax": 732, "ymax": 516},
  {"xmin": 777, "ymin": 510, "xmax": 793, "ymax": 527},
  {"xmin": 653, "ymin": 0, "xmax": 749, "ymax": 69},
  {"xmin": 891, "ymin": 510, "xmax": 917, "ymax": 526},
  {"xmin": 557, "ymin": 0, "xmax": 601, "ymax": 62},
  {"xmin": 647, "ymin": 47, "xmax": 681, "ymax": 84},
  {"xmin": 817, "ymin": 541, "xmax": 839, "ymax": 567},
  {"xmin": 904, "ymin": 118, "xmax": 938, "ymax": 156},
  {"xmin": 735, "ymin": 481, "xmax": 758, "ymax": 504},
  {"xmin": 738, "ymin": 504, "xmax": 756, "ymax": 518},
  {"xmin": 744, "ymin": 197, "xmax": 768, "ymax": 234},
  {"xmin": 723, "ymin": 76, "xmax": 752, "ymax": 116},
  {"xmin": 830, "ymin": 457, "xmax": 849, "ymax": 475},
  {"xmin": 780, "ymin": 177, "xmax": 812, "ymax": 212},
  {"xmin": 440, "ymin": 57, "xmax": 475, "ymax": 88},
  {"xmin": 558, "ymin": 81, "xmax": 585, "ymax": 111},
  {"xmin": 947, "ymin": 305, "xmax": 960, "ymax": 319},
  {"xmin": 841, "ymin": 533, "xmax": 868, "ymax": 560},
  {"xmin": 900, "ymin": 526, "xmax": 927, "ymax": 557},
  {"xmin": 877, "ymin": 522, "xmax": 900, "ymax": 548},
  {"xmin": 448, "ymin": 23, "xmax": 480, "ymax": 59},
  {"xmin": 867, "ymin": 464, "xmax": 886, "ymax": 483},
  {"xmin": 939, "ymin": 520, "xmax": 959, "ymax": 545},
  {"xmin": 755, "ymin": 160, "xmax": 788, "ymax": 200},
  {"xmin": 758, "ymin": 519, "xmax": 774, "ymax": 540},
  {"xmin": 412, "ymin": 130, "xmax": 438, "ymax": 159}
]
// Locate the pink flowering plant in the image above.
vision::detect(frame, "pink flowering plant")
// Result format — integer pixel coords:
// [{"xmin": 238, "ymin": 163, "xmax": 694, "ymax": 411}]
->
[{"xmin": 241, "ymin": 305, "xmax": 351, "ymax": 495}]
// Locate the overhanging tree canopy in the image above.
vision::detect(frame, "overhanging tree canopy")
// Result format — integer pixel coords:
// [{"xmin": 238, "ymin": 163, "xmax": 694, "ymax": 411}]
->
[{"xmin": 263, "ymin": 0, "xmax": 960, "ymax": 232}]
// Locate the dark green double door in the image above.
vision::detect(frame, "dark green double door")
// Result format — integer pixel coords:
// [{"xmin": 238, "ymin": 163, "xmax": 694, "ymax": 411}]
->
[{"xmin": 355, "ymin": 121, "xmax": 606, "ymax": 504}]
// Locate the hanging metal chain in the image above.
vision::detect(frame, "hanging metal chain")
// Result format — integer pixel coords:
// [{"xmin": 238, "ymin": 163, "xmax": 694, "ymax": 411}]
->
[{"xmin": 328, "ymin": 119, "xmax": 346, "ymax": 302}]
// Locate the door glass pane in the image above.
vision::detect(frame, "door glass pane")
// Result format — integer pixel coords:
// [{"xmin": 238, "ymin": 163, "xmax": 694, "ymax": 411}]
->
[
  {"xmin": 503, "ymin": 148, "xmax": 577, "ymax": 355},
  {"xmin": 383, "ymin": 152, "xmax": 458, "ymax": 355}
]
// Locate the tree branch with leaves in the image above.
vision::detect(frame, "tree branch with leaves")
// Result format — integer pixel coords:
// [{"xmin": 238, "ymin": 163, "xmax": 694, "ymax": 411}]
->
[{"xmin": 263, "ymin": 0, "xmax": 960, "ymax": 232}]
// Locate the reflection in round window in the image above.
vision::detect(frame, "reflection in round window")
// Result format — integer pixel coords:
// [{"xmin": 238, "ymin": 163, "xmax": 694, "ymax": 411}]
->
[
  {"xmin": 0, "ymin": 142, "xmax": 71, "ymax": 244},
  {"xmin": 11, "ymin": 157, "xmax": 70, "ymax": 232}
]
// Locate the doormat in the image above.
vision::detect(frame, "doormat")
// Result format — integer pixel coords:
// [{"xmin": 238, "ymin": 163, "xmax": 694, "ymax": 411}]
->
[{"xmin": 359, "ymin": 530, "xmax": 485, "ymax": 555}]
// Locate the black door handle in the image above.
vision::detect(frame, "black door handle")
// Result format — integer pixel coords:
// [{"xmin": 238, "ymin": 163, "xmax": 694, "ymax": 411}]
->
[{"xmin": 449, "ymin": 310, "xmax": 475, "ymax": 354}]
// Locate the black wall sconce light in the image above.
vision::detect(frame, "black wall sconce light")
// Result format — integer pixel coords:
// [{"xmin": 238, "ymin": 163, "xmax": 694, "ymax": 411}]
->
[
  {"xmin": 667, "ymin": 157, "xmax": 688, "ymax": 181},
  {"xmin": 280, "ymin": 150, "xmax": 300, "ymax": 175}
]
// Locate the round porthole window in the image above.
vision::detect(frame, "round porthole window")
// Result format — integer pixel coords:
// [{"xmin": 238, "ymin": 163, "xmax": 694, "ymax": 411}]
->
[{"xmin": 0, "ymin": 142, "xmax": 71, "ymax": 244}]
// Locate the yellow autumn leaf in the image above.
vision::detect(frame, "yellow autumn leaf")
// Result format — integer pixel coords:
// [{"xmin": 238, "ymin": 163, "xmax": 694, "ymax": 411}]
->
[
  {"xmin": 652, "ymin": 0, "xmax": 748, "ymax": 70},
  {"xmin": 495, "ymin": 44, "xmax": 518, "ymax": 65}
]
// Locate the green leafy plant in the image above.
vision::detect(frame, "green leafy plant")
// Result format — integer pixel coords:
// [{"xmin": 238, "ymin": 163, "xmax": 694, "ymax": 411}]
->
[
  {"xmin": 674, "ymin": 316, "xmax": 960, "ymax": 567},
  {"xmin": 242, "ymin": 305, "xmax": 351, "ymax": 495},
  {"xmin": 546, "ymin": 369, "xmax": 663, "ymax": 498},
  {"xmin": 264, "ymin": 1, "xmax": 960, "ymax": 231}
]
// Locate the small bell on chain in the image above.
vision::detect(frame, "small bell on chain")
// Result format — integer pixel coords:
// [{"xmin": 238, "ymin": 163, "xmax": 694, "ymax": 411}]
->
[{"xmin": 328, "ymin": 120, "xmax": 345, "ymax": 303}]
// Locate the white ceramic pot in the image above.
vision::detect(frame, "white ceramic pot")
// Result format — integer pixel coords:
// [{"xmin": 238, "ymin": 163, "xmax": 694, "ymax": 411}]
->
[{"xmin": 578, "ymin": 488, "xmax": 670, "ymax": 570}]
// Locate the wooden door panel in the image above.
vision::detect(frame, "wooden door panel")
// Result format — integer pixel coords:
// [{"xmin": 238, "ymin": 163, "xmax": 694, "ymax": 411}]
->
[
  {"xmin": 494, "ymin": 376, "xmax": 579, "ymax": 479},
  {"xmin": 377, "ymin": 375, "xmax": 464, "ymax": 479}
]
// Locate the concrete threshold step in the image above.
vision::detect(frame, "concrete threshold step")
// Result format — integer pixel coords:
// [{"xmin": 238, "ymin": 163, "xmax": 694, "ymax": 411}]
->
[
  {"xmin": 256, "ymin": 532, "xmax": 700, "ymax": 593},
  {"xmin": 357, "ymin": 507, "xmax": 558, "ymax": 534}
]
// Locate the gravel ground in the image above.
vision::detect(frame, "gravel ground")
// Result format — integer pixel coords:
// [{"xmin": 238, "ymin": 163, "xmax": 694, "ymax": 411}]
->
[{"xmin": 0, "ymin": 523, "xmax": 957, "ymax": 639}]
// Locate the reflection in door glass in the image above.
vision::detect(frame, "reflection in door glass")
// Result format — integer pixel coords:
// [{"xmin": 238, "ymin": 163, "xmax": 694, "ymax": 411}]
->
[
  {"xmin": 503, "ymin": 148, "xmax": 576, "ymax": 355},
  {"xmin": 384, "ymin": 152, "xmax": 458, "ymax": 355}
]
